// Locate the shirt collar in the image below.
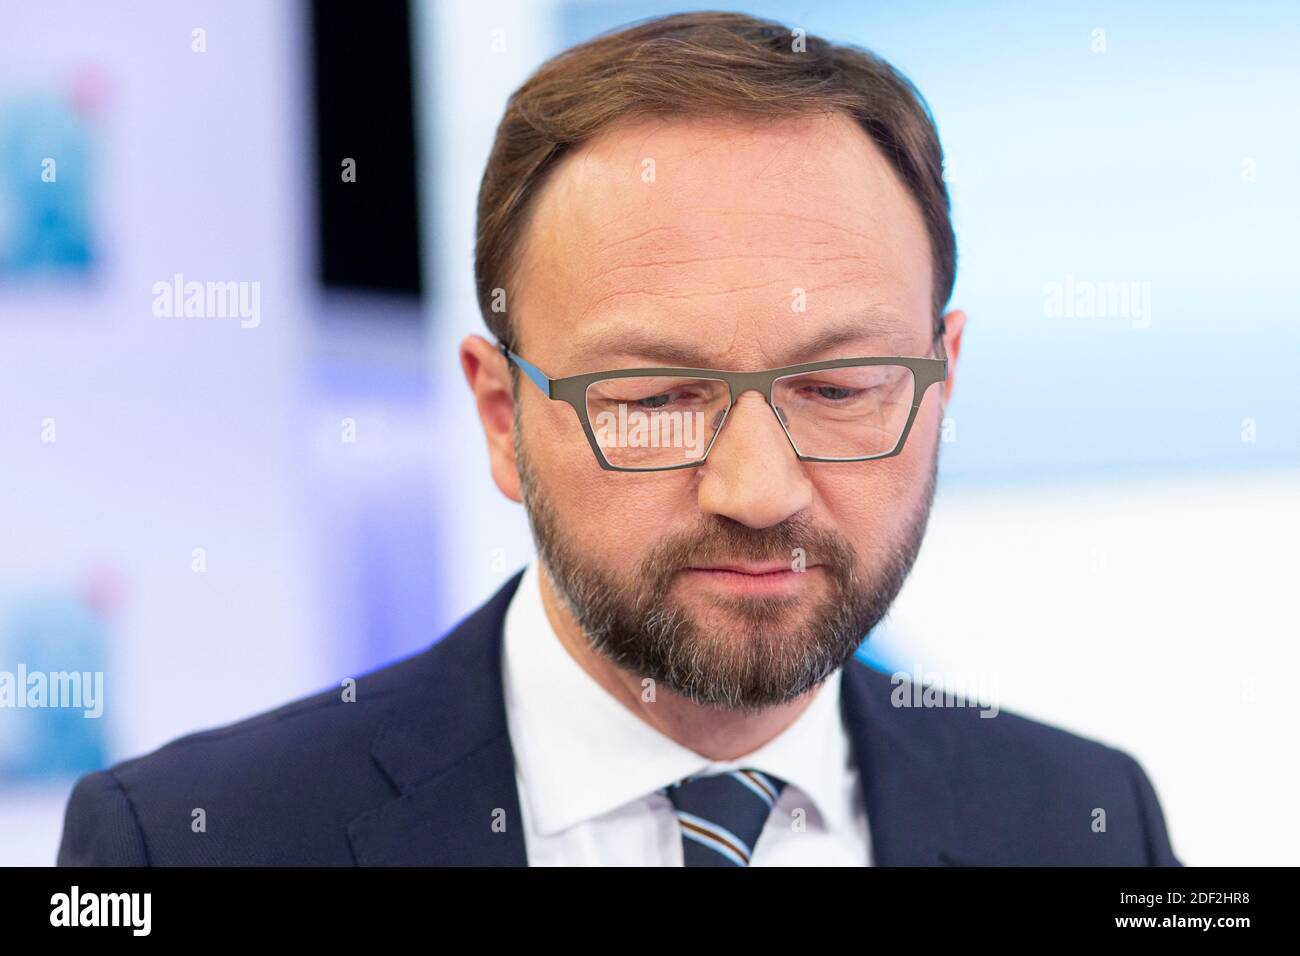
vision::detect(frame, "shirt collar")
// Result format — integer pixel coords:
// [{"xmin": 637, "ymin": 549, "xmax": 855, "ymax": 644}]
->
[{"xmin": 501, "ymin": 559, "xmax": 857, "ymax": 837}]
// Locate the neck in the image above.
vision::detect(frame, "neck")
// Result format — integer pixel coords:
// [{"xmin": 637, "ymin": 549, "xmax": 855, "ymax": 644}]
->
[{"xmin": 536, "ymin": 565, "xmax": 821, "ymax": 761}]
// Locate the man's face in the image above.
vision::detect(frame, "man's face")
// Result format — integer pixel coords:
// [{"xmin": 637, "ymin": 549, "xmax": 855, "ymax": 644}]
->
[{"xmin": 492, "ymin": 112, "xmax": 957, "ymax": 712}]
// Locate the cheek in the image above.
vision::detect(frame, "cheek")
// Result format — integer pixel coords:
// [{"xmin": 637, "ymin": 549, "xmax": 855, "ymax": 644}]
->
[
  {"xmin": 529, "ymin": 399, "xmax": 691, "ymax": 561},
  {"xmin": 526, "ymin": 401, "xmax": 594, "ymax": 507},
  {"xmin": 816, "ymin": 431, "xmax": 933, "ymax": 545},
  {"xmin": 818, "ymin": 472, "xmax": 901, "ymax": 537},
  {"xmin": 898, "ymin": 399, "xmax": 940, "ymax": 472}
]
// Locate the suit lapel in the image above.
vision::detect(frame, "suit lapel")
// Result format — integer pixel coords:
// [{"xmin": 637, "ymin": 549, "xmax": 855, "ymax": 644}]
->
[
  {"xmin": 348, "ymin": 571, "xmax": 528, "ymax": 866},
  {"xmin": 840, "ymin": 654, "xmax": 963, "ymax": 865},
  {"xmin": 349, "ymin": 569, "xmax": 967, "ymax": 866}
]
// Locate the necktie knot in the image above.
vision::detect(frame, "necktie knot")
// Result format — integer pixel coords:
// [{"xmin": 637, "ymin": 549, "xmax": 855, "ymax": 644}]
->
[{"xmin": 661, "ymin": 769, "xmax": 788, "ymax": 866}]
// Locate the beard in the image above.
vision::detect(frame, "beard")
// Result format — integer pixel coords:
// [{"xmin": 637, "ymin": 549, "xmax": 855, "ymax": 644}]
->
[{"xmin": 513, "ymin": 408, "xmax": 939, "ymax": 713}]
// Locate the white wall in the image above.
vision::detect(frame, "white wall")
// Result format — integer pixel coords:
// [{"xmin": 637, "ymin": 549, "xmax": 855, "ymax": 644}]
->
[
  {"xmin": 879, "ymin": 465, "xmax": 1300, "ymax": 865},
  {"xmin": 0, "ymin": 0, "xmax": 322, "ymax": 863}
]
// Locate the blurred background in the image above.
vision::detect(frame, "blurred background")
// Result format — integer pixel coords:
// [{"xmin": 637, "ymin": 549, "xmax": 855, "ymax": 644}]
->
[{"xmin": 1, "ymin": 0, "xmax": 1296, "ymax": 865}]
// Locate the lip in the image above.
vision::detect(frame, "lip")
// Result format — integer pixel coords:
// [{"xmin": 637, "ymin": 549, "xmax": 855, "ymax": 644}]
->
[
  {"xmin": 686, "ymin": 562, "xmax": 800, "ymax": 575},
  {"xmin": 680, "ymin": 563, "xmax": 823, "ymax": 595}
]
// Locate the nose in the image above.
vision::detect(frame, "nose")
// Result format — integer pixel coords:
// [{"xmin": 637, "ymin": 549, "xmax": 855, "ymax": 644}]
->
[{"xmin": 696, "ymin": 389, "xmax": 813, "ymax": 529}]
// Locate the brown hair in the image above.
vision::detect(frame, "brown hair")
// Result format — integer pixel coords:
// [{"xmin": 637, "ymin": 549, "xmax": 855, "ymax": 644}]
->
[{"xmin": 475, "ymin": 10, "xmax": 955, "ymax": 350}]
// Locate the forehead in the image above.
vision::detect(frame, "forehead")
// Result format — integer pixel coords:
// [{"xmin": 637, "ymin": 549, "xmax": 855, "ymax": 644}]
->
[{"xmin": 512, "ymin": 111, "xmax": 934, "ymax": 369}]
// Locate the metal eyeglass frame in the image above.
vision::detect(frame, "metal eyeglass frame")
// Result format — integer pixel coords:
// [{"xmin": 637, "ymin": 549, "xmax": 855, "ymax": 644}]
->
[{"xmin": 497, "ymin": 320, "xmax": 948, "ymax": 472}]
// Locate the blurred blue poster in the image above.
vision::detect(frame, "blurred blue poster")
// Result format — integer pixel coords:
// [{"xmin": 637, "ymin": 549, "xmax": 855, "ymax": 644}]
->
[
  {"xmin": 0, "ymin": 76, "xmax": 103, "ymax": 277},
  {"xmin": 0, "ymin": 570, "xmax": 118, "ymax": 779}
]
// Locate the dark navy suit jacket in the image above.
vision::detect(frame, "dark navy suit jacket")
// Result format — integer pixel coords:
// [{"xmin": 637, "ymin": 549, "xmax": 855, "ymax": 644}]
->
[{"xmin": 57, "ymin": 569, "xmax": 1181, "ymax": 866}]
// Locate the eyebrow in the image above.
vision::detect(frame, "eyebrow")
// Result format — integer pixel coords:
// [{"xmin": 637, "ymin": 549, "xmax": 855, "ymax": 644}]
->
[{"xmin": 568, "ymin": 313, "xmax": 922, "ymax": 368}]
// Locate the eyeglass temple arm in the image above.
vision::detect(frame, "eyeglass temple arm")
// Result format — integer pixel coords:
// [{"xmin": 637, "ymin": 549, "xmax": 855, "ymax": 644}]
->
[
  {"xmin": 933, "ymin": 316, "xmax": 948, "ymax": 366},
  {"xmin": 497, "ymin": 340, "xmax": 553, "ymax": 398}
]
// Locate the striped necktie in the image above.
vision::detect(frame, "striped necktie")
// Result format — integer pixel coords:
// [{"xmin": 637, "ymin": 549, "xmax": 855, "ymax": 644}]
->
[{"xmin": 660, "ymin": 769, "xmax": 788, "ymax": 867}]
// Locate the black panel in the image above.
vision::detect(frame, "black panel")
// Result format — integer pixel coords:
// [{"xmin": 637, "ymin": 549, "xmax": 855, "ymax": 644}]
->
[{"xmin": 310, "ymin": 0, "xmax": 423, "ymax": 297}]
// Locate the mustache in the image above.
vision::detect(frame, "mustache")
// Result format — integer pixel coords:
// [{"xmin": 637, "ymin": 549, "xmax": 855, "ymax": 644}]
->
[{"xmin": 643, "ymin": 515, "xmax": 854, "ymax": 577}]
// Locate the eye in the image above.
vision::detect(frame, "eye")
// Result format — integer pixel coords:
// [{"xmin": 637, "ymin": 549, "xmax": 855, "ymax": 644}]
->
[
  {"xmin": 629, "ymin": 385, "xmax": 711, "ymax": 409},
  {"xmin": 805, "ymin": 384, "xmax": 861, "ymax": 402}
]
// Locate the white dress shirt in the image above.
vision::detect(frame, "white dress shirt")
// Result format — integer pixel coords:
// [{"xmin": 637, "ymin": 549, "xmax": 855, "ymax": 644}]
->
[{"xmin": 501, "ymin": 559, "xmax": 871, "ymax": 866}]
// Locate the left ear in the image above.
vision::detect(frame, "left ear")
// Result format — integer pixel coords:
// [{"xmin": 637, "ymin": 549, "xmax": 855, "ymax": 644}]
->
[
  {"xmin": 938, "ymin": 308, "xmax": 966, "ymax": 409},
  {"xmin": 459, "ymin": 333, "xmax": 524, "ymax": 503}
]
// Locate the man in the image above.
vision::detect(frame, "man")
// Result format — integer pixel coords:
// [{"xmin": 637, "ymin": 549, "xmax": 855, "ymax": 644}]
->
[{"xmin": 58, "ymin": 11, "xmax": 1179, "ymax": 866}]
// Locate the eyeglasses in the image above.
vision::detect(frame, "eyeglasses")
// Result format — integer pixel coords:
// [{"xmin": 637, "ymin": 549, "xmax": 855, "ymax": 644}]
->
[{"xmin": 498, "ymin": 322, "xmax": 947, "ymax": 472}]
